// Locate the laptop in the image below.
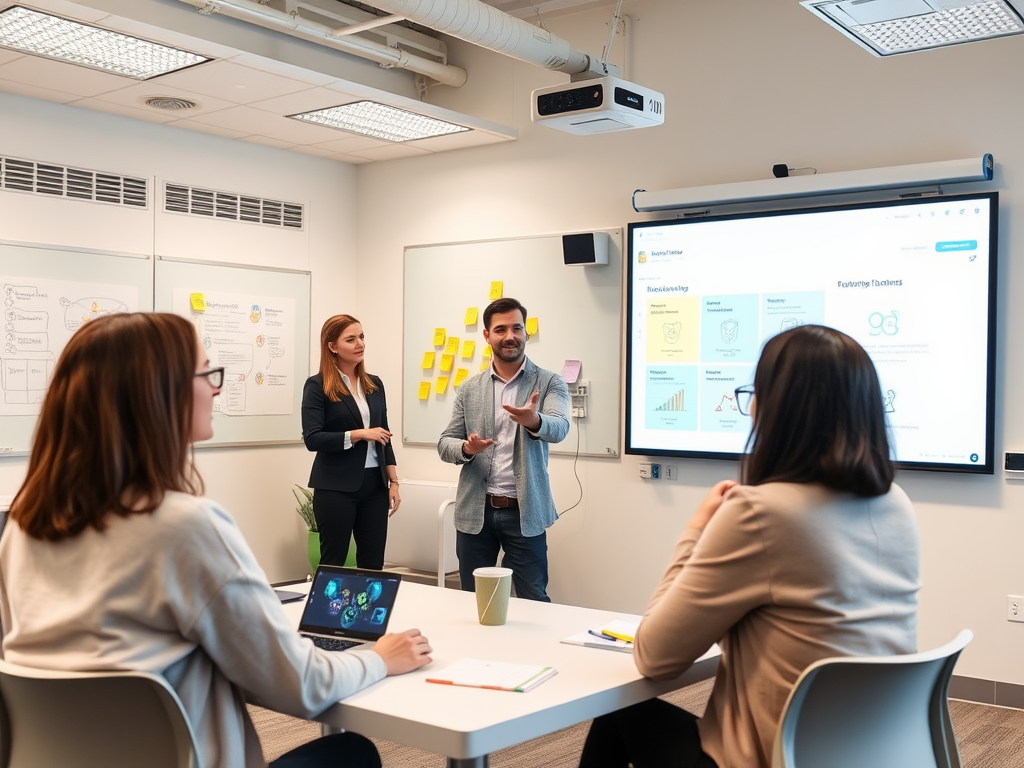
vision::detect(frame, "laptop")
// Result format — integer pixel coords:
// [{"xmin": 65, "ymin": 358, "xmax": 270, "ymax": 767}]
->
[{"xmin": 298, "ymin": 565, "xmax": 402, "ymax": 652}]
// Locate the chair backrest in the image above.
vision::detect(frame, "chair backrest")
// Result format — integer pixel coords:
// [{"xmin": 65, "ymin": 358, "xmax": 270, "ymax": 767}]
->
[
  {"xmin": 771, "ymin": 629, "xmax": 973, "ymax": 768},
  {"xmin": 0, "ymin": 659, "xmax": 199, "ymax": 768}
]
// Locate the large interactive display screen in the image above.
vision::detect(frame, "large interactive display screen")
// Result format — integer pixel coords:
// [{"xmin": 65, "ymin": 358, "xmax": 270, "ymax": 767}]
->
[{"xmin": 625, "ymin": 192, "xmax": 998, "ymax": 474}]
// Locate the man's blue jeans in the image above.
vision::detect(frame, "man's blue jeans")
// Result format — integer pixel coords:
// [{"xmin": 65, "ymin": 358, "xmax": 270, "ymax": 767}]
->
[{"xmin": 456, "ymin": 503, "xmax": 550, "ymax": 602}]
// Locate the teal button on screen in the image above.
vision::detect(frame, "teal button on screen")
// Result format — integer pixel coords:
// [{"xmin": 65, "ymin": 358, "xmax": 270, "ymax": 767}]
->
[{"xmin": 935, "ymin": 240, "xmax": 978, "ymax": 252}]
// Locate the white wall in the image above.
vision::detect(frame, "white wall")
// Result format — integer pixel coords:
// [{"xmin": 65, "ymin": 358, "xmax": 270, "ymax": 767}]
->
[
  {"xmin": 0, "ymin": 91, "xmax": 358, "ymax": 580},
  {"xmin": 352, "ymin": 0, "xmax": 1024, "ymax": 685}
]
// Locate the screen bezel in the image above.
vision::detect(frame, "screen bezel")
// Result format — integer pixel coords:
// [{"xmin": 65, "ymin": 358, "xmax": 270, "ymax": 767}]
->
[
  {"xmin": 299, "ymin": 565, "xmax": 402, "ymax": 640},
  {"xmin": 624, "ymin": 191, "xmax": 999, "ymax": 474}
]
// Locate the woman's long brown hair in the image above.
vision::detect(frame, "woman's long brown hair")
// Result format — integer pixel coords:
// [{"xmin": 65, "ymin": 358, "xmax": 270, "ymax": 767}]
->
[
  {"xmin": 9, "ymin": 312, "xmax": 204, "ymax": 541},
  {"xmin": 318, "ymin": 314, "xmax": 378, "ymax": 402}
]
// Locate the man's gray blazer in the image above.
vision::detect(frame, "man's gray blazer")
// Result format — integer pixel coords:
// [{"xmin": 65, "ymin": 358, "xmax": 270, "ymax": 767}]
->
[{"xmin": 438, "ymin": 357, "xmax": 570, "ymax": 537}]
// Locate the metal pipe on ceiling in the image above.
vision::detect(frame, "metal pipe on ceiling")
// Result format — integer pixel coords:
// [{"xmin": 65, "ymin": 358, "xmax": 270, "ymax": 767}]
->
[
  {"xmin": 178, "ymin": 0, "xmax": 468, "ymax": 86},
  {"xmin": 357, "ymin": 0, "xmax": 599, "ymax": 76}
]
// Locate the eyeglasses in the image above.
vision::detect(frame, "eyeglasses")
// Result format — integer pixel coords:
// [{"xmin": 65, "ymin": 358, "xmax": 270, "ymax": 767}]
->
[
  {"xmin": 734, "ymin": 385, "xmax": 754, "ymax": 416},
  {"xmin": 195, "ymin": 367, "xmax": 225, "ymax": 388}
]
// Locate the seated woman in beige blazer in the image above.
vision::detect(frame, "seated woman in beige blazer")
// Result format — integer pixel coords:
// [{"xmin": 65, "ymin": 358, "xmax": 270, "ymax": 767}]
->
[{"xmin": 579, "ymin": 324, "xmax": 921, "ymax": 768}]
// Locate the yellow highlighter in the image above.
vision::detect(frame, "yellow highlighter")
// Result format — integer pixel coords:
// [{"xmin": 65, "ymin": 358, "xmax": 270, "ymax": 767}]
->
[{"xmin": 599, "ymin": 620, "xmax": 637, "ymax": 643}]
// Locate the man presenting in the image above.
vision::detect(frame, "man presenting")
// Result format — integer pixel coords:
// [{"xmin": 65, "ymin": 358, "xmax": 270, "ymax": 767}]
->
[{"xmin": 438, "ymin": 297, "xmax": 570, "ymax": 602}]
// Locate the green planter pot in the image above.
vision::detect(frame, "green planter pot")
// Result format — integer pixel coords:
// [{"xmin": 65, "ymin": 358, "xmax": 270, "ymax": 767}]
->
[
  {"xmin": 307, "ymin": 531, "xmax": 357, "ymax": 574},
  {"xmin": 307, "ymin": 530, "xmax": 321, "ymax": 576}
]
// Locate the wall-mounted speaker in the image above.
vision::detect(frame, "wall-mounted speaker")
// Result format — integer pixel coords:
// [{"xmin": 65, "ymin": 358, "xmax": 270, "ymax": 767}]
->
[{"xmin": 562, "ymin": 232, "xmax": 609, "ymax": 266}]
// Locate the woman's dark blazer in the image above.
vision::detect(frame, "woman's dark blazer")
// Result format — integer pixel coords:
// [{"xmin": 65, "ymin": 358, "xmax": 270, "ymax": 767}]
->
[{"xmin": 301, "ymin": 372, "xmax": 396, "ymax": 492}]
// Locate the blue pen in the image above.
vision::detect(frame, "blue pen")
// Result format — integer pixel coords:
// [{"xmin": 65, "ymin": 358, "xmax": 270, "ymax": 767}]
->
[{"xmin": 588, "ymin": 629, "xmax": 618, "ymax": 641}]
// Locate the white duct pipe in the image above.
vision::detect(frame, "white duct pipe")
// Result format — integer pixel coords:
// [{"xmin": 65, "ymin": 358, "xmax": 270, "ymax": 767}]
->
[
  {"xmin": 179, "ymin": 0, "xmax": 467, "ymax": 86},
  {"xmin": 330, "ymin": 14, "xmax": 406, "ymax": 37},
  {"xmin": 358, "ymin": 0, "xmax": 596, "ymax": 75}
]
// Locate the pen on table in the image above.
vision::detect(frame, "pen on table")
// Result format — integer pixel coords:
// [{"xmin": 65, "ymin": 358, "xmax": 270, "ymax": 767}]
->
[{"xmin": 588, "ymin": 629, "xmax": 620, "ymax": 641}]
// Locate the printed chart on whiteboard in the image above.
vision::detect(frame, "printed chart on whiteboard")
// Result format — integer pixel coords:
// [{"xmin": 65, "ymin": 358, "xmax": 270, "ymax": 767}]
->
[
  {"xmin": 3, "ymin": 276, "xmax": 139, "ymax": 415},
  {"xmin": 173, "ymin": 288, "xmax": 297, "ymax": 416}
]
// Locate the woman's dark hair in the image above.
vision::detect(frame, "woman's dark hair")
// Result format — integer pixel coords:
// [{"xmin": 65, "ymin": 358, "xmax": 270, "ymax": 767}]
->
[
  {"xmin": 10, "ymin": 312, "xmax": 204, "ymax": 541},
  {"xmin": 318, "ymin": 314, "xmax": 378, "ymax": 402},
  {"xmin": 741, "ymin": 324, "xmax": 894, "ymax": 497}
]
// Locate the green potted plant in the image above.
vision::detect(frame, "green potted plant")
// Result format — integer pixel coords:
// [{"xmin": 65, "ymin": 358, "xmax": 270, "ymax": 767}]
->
[
  {"xmin": 293, "ymin": 484, "xmax": 357, "ymax": 573},
  {"xmin": 292, "ymin": 484, "xmax": 320, "ymax": 576}
]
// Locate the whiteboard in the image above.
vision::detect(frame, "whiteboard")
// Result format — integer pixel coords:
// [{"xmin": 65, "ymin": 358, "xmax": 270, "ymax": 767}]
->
[
  {"xmin": 403, "ymin": 230, "xmax": 622, "ymax": 458},
  {"xmin": 1, "ymin": 242, "xmax": 153, "ymax": 456},
  {"xmin": 154, "ymin": 257, "xmax": 310, "ymax": 448}
]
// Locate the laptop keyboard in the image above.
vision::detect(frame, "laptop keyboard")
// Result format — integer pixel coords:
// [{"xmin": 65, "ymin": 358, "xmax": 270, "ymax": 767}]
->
[{"xmin": 302, "ymin": 634, "xmax": 360, "ymax": 652}]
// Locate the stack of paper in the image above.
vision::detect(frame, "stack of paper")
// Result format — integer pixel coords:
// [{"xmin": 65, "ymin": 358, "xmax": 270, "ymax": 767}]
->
[
  {"xmin": 561, "ymin": 619, "xmax": 640, "ymax": 653},
  {"xmin": 426, "ymin": 659, "xmax": 558, "ymax": 692}
]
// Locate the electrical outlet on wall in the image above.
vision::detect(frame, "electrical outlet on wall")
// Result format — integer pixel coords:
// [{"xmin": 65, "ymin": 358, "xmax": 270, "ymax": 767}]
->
[{"xmin": 1008, "ymin": 595, "xmax": 1024, "ymax": 622}]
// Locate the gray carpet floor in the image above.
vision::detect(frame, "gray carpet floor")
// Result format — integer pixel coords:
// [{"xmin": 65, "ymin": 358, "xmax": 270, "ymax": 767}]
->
[{"xmin": 248, "ymin": 678, "xmax": 1024, "ymax": 767}]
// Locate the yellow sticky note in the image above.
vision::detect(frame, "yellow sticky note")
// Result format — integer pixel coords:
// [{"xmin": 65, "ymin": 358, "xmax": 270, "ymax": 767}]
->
[
  {"xmin": 433, "ymin": 328, "xmax": 446, "ymax": 346},
  {"xmin": 440, "ymin": 353, "xmax": 454, "ymax": 372},
  {"xmin": 482, "ymin": 346, "xmax": 492, "ymax": 359},
  {"xmin": 444, "ymin": 336, "xmax": 460, "ymax": 356},
  {"xmin": 435, "ymin": 376, "xmax": 449, "ymax": 394},
  {"xmin": 489, "ymin": 281, "xmax": 503, "ymax": 300},
  {"xmin": 462, "ymin": 340, "xmax": 476, "ymax": 359},
  {"xmin": 464, "ymin": 307, "xmax": 478, "ymax": 325},
  {"xmin": 454, "ymin": 368, "xmax": 469, "ymax": 387},
  {"xmin": 480, "ymin": 358, "xmax": 490, "ymax": 371},
  {"xmin": 418, "ymin": 381, "xmax": 431, "ymax": 400},
  {"xmin": 421, "ymin": 351, "xmax": 435, "ymax": 369},
  {"xmin": 526, "ymin": 317, "xmax": 539, "ymax": 336},
  {"xmin": 190, "ymin": 293, "xmax": 206, "ymax": 312}
]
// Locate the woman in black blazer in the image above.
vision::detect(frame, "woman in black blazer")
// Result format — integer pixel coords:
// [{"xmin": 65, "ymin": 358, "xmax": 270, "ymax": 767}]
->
[{"xmin": 301, "ymin": 314, "xmax": 400, "ymax": 569}]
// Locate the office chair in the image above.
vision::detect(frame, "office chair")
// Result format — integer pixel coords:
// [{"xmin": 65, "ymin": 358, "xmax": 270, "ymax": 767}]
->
[
  {"xmin": 0, "ymin": 659, "xmax": 199, "ymax": 768},
  {"xmin": 771, "ymin": 629, "xmax": 973, "ymax": 768}
]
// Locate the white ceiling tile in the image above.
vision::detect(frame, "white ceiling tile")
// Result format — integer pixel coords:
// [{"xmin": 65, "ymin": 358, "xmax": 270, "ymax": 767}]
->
[
  {"xmin": 308, "ymin": 134, "xmax": 390, "ymax": 153},
  {"xmin": 323, "ymin": 81, "xmax": 386, "ymax": 103},
  {"xmin": 94, "ymin": 15, "xmax": 235, "ymax": 61},
  {"xmin": 290, "ymin": 145, "xmax": 340, "ymax": 159},
  {"xmin": 90, "ymin": 81, "xmax": 238, "ymax": 117},
  {"xmin": 69, "ymin": 96, "xmax": 179, "ymax": 124},
  {"xmin": 335, "ymin": 154, "xmax": 373, "ymax": 165},
  {"xmin": 248, "ymin": 87, "xmax": 355, "ymax": 117},
  {"xmin": 152, "ymin": 60, "xmax": 314, "ymax": 104},
  {"xmin": 345, "ymin": 144, "xmax": 431, "ymax": 162},
  {"xmin": 0, "ymin": 47, "xmax": 22, "ymax": 66},
  {"xmin": 240, "ymin": 135, "xmax": 296, "ymax": 149},
  {"xmin": 16, "ymin": 0, "xmax": 110, "ymax": 24},
  {"xmin": 406, "ymin": 130, "xmax": 513, "ymax": 152},
  {"xmin": 186, "ymin": 105, "xmax": 346, "ymax": 144},
  {"xmin": 0, "ymin": 54, "xmax": 131, "ymax": 97},
  {"xmin": 228, "ymin": 53, "xmax": 337, "ymax": 87},
  {"xmin": 167, "ymin": 118, "xmax": 251, "ymax": 140},
  {"xmin": 0, "ymin": 78, "xmax": 79, "ymax": 104}
]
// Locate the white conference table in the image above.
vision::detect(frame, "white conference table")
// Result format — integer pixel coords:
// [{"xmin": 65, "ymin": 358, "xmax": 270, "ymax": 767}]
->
[{"xmin": 282, "ymin": 581, "xmax": 720, "ymax": 768}]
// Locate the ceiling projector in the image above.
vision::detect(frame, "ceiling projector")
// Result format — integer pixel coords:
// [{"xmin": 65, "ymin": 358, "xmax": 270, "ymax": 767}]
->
[{"xmin": 531, "ymin": 76, "xmax": 665, "ymax": 135}]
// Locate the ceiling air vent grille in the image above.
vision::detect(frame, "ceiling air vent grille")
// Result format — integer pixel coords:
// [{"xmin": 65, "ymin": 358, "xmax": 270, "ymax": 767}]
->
[
  {"xmin": 0, "ymin": 155, "xmax": 147, "ymax": 208},
  {"xmin": 164, "ymin": 183, "xmax": 304, "ymax": 230}
]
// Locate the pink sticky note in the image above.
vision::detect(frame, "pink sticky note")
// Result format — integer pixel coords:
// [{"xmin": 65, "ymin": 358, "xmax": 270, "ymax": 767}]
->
[{"xmin": 562, "ymin": 360, "xmax": 582, "ymax": 384}]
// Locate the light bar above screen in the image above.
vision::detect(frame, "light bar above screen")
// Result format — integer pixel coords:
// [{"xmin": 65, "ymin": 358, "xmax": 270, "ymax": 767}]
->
[{"xmin": 625, "ymin": 192, "xmax": 998, "ymax": 474}]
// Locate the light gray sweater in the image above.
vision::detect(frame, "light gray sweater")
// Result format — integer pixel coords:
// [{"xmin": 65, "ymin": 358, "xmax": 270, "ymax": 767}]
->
[{"xmin": 0, "ymin": 492, "xmax": 387, "ymax": 768}]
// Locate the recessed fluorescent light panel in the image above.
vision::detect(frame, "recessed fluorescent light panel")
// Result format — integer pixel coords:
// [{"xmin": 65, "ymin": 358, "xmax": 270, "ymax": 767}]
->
[
  {"xmin": 0, "ymin": 5, "xmax": 210, "ymax": 79},
  {"xmin": 290, "ymin": 101, "xmax": 469, "ymax": 142},
  {"xmin": 801, "ymin": 0, "xmax": 1024, "ymax": 55}
]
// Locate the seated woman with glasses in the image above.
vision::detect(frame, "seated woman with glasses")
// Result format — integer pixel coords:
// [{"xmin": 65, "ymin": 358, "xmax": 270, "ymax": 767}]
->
[
  {"xmin": 0, "ymin": 313, "xmax": 433, "ymax": 768},
  {"xmin": 579, "ymin": 324, "xmax": 920, "ymax": 768}
]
